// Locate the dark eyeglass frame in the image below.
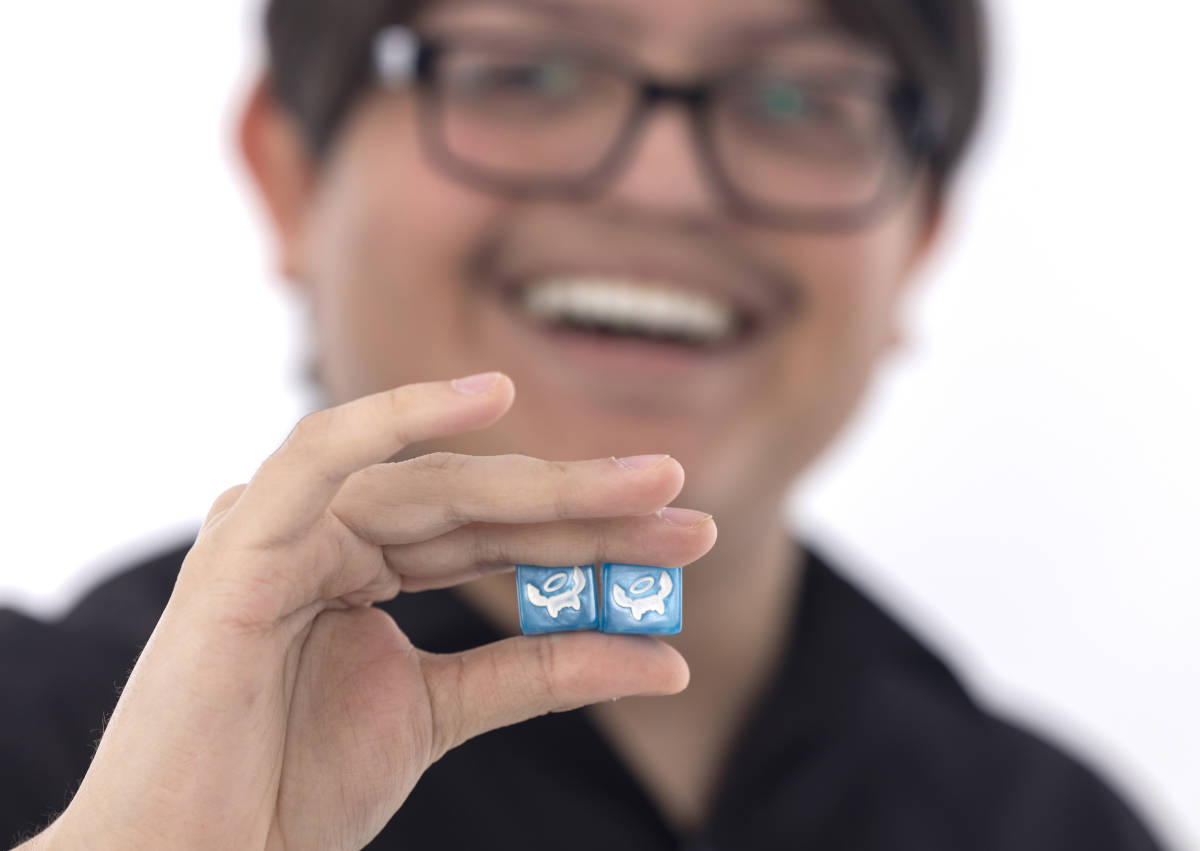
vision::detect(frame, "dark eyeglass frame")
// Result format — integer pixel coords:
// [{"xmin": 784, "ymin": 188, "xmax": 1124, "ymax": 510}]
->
[{"xmin": 373, "ymin": 25, "xmax": 945, "ymax": 230}]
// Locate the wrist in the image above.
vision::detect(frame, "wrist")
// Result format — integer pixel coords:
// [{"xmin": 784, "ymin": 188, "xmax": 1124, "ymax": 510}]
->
[{"xmin": 11, "ymin": 818, "xmax": 59, "ymax": 851}]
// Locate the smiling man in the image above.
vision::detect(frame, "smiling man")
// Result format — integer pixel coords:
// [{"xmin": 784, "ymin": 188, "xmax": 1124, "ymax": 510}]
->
[{"xmin": 0, "ymin": 0, "xmax": 1167, "ymax": 849}]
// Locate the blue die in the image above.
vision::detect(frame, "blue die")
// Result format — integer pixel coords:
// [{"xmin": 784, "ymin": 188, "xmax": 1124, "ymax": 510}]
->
[
  {"xmin": 600, "ymin": 563, "xmax": 682, "ymax": 635},
  {"xmin": 516, "ymin": 565, "xmax": 600, "ymax": 635}
]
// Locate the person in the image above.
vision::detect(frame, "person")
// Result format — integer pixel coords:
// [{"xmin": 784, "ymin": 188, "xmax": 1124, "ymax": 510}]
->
[{"xmin": 0, "ymin": 0, "xmax": 1168, "ymax": 847}]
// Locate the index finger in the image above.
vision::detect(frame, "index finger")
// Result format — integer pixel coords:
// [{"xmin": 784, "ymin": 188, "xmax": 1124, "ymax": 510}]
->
[{"xmin": 225, "ymin": 373, "xmax": 515, "ymax": 545}]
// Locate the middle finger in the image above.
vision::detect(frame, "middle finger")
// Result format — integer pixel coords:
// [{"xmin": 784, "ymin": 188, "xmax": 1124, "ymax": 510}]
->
[
  {"xmin": 331, "ymin": 453, "xmax": 687, "ymax": 545},
  {"xmin": 384, "ymin": 511, "xmax": 717, "ymax": 591}
]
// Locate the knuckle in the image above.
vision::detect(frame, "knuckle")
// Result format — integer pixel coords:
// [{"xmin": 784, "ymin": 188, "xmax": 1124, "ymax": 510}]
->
[
  {"xmin": 381, "ymin": 388, "xmax": 420, "ymax": 440},
  {"xmin": 350, "ymin": 463, "xmax": 388, "ymax": 490},
  {"xmin": 427, "ymin": 654, "xmax": 468, "ymax": 759},
  {"xmin": 377, "ymin": 383, "xmax": 414, "ymax": 420},
  {"xmin": 411, "ymin": 451, "xmax": 470, "ymax": 474},
  {"xmin": 542, "ymin": 462, "xmax": 577, "ymax": 520},
  {"xmin": 288, "ymin": 408, "xmax": 335, "ymax": 449},
  {"xmin": 551, "ymin": 491, "xmax": 572, "ymax": 521},
  {"xmin": 531, "ymin": 638, "xmax": 562, "ymax": 703},
  {"xmin": 553, "ymin": 479, "xmax": 587, "ymax": 521},
  {"xmin": 441, "ymin": 503, "xmax": 474, "ymax": 528},
  {"xmin": 594, "ymin": 521, "xmax": 615, "ymax": 561},
  {"xmin": 204, "ymin": 484, "xmax": 249, "ymax": 525},
  {"xmin": 214, "ymin": 483, "xmax": 248, "ymax": 506},
  {"xmin": 469, "ymin": 526, "xmax": 499, "ymax": 567}
]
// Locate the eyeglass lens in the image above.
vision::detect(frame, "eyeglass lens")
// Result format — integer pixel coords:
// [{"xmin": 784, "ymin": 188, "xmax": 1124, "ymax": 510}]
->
[
  {"xmin": 435, "ymin": 44, "xmax": 636, "ymax": 180},
  {"xmin": 423, "ymin": 37, "xmax": 910, "ymax": 218},
  {"xmin": 709, "ymin": 72, "xmax": 900, "ymax": 212}
]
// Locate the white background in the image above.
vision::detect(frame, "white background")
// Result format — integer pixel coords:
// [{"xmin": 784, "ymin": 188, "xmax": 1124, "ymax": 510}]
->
[{"xmin": 1, "ymin": 0, "xmax": 1197, "ymax": 846}]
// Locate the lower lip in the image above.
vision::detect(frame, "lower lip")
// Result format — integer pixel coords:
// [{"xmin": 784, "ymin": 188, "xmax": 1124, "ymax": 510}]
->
[{"xmin": 521, "ymin": 319, "xmax": 741, "ymax": 378}]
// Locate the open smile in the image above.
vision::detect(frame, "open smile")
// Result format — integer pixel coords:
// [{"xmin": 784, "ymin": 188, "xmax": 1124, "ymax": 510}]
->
[
  {"xmin": 477, "ymin": 223, "xmax": 799, "ymax": 367},
  {"xmin": 510, "ymin": 273, "xmax": 755, "ymax": 349}
]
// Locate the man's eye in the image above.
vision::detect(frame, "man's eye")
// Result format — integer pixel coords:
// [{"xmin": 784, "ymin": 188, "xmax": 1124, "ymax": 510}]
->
[
  {"xmin": 756, "ymin": 80, "xmax": 811, "ymax": 123},
  {"xmin": 528, "ymin": 62, "xmax": 581, "ymax": 98},
  {"xmin": 454, "ymin": 59, "xmax": 582, "ymax": 100}
]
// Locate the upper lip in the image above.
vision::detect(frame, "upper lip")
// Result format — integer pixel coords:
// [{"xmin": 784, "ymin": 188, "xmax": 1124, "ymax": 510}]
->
[{"xmin": 473, "ymin": 220, "xmax": 801, "ymax": 343}]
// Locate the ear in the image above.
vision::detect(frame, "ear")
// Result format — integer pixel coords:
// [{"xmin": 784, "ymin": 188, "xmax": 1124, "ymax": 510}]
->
[
  {"xmin": 913, "ymin": 192, "xmax": 946, "ymax": 271},
  {"xmin": 885, "ymin": 188, "xmax": 947, "ymax": 351},
  {"xmin": 238, "ymin": 77, "xmax": 319, "ymax": 285}
]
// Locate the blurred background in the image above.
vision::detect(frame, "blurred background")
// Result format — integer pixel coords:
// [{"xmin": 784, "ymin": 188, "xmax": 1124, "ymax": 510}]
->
[{"xmin": 1, "ymin": 0, "xmax": 1197, "ymax": 846}]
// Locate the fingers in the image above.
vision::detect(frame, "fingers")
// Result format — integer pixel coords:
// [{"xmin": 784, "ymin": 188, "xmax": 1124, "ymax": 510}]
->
[
  {"xmin": 225, "ymin": 374, "xmax": 515, "ymax": 544},
  {"xmin": 332, "ymin": 454, "xmax": 687, "ymax": 545},
  {"xmin": 421, "ymin": 632, "xmax": 689, "ymax": 761},
  {"xmin": 384, "ymin": 513, "xmax": 716, "ymax": 592}
]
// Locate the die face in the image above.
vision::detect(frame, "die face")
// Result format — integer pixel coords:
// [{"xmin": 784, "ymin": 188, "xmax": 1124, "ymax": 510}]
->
[
  {"xmin": 600, "ymin": 564, "xmax": 682, "ymax": 635},
  {"xmin": 516, "ymin": 565, "xmax": 599, "ymax": 634}
]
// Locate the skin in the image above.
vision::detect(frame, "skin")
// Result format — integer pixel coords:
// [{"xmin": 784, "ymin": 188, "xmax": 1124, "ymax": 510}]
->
[
  {"xmin": 25, "ymin": 377, "xmax": 713, "ymax": 851},
  {"xmin": 20, "ymin": 0, "xmax": 942, "ymax": 847}
]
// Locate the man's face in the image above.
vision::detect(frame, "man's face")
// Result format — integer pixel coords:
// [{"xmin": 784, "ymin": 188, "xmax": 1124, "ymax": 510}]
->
[{"xmin": 280, "ymin": 0, "xmax": 936, "ymax": 534}]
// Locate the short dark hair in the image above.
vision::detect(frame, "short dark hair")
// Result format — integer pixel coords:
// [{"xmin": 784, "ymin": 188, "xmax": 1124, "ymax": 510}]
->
[{"xmin": 265, "ymin": 0, "xmax": 985, "ymax": 189}]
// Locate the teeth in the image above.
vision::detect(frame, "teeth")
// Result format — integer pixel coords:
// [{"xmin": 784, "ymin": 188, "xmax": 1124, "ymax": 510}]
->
[{"xmin": 522, "ymin": 276, "xmax": 736, "ymax": 344}]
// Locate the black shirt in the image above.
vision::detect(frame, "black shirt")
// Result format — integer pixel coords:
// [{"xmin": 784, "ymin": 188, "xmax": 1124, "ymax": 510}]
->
[{"xmin": 0, "ymin": 542, "xmax": 1164, "ymax": 850}]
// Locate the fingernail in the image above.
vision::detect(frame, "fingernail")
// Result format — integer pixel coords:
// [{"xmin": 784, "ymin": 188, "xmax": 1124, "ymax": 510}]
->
[
  {"xmin": 451, "ymin": 372, "xmax": 501, "ymax": 396},
  {"xmin": 615, "ymin": 455, "xmax": 670, "ymax": 471},
  {"xmin": 656, "ymin": 507, "xmax": 712, "ymax": 528}
]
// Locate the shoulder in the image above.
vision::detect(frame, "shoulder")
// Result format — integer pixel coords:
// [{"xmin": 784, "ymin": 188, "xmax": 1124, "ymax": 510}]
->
[
  {"xmin": 0, "ymin": 539, "xmax": 190, "ymax": 684},
  {"xmin": 0, "ymin": 540, "xmax": 191, "ymax": 845},
  {"xmin": 786, "ymin": 551, "xmax": 1164, "ymax": 850}
]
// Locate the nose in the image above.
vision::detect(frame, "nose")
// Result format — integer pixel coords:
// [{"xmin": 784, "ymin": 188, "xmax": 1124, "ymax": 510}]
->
[{"xmin": 598, "ymin": 102, "xmax": 723, "ymax": 218}]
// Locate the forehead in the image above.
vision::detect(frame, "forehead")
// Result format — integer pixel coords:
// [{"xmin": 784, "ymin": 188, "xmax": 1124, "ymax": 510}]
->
[{"xmin": 420, "ymin": 0, "xmax": 875, "ymax": 66}]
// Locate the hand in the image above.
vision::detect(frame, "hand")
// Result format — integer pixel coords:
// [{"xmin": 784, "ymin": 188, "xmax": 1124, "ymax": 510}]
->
[{"xmin": 32, "ymin": 374, "xmax": 715, "ymax": 851}]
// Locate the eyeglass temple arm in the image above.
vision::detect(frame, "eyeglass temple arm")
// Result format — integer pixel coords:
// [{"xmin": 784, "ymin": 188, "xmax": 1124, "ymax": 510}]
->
[{"xmin": 374, "ymin": 25, "xmax": 422, "ymax": 89}]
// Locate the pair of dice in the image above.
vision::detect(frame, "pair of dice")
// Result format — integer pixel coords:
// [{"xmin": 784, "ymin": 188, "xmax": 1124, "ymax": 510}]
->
[{"xmin": 516, "ymin": 563, "xmax": 683, "ymax": 635}]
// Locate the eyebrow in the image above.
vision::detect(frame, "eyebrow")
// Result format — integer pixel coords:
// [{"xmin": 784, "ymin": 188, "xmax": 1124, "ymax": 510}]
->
[
  {"xmin": 426, "ymin": 0, "xmax": 641, "ymax": 38},
  {"xmin": 709, "ymin": 16, "xmax": 892, "ymax": 70},
  {"xmin": 422, "ymin": 0, "xmax": 889, "ymax": 72},
  {"xmin": 714, "ymin": 13, "xmax": 860, "ymax": 52}
]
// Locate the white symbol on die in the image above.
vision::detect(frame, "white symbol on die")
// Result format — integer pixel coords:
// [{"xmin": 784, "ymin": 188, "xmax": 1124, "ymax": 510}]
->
[
  {"xmin": 525, "ymin": 566, "xmax": 587, "ymax": 618},
  {"xmin": 612, "ymin": 571, "xmax": 673, "ymax": 621}
]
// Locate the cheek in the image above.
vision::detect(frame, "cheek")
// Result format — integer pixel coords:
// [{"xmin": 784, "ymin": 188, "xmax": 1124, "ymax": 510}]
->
[
  {"xmin": 799, "ymin": 226, "xmax": 914, "ymax": 364},
  {"xmin": 737, "ymin": 211, "xmax": 925, "ymax": 468},
  {"xmin": 301, "ymin": 98, "xmax": 513, "ymax": 402},
  {"xmin": 792, "ymin": 201, "xmax": 924, "ymax": 369}
]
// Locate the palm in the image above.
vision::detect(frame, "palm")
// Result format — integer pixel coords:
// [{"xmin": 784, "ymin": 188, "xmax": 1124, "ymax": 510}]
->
[{"xmin": 274, "ymin": 605, "xmax": 434, "ymax": 850}]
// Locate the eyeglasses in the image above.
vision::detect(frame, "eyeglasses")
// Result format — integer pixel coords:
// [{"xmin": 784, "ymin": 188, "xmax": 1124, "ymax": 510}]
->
[{"xmin": 373, "ymin": 26, "xmax": 938, "ymax": 229}]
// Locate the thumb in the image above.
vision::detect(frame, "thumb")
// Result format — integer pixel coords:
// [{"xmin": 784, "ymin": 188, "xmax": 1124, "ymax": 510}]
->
[{"xmin": 420, "ymin": 632, "xmax": 689, "ymax": 760}]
